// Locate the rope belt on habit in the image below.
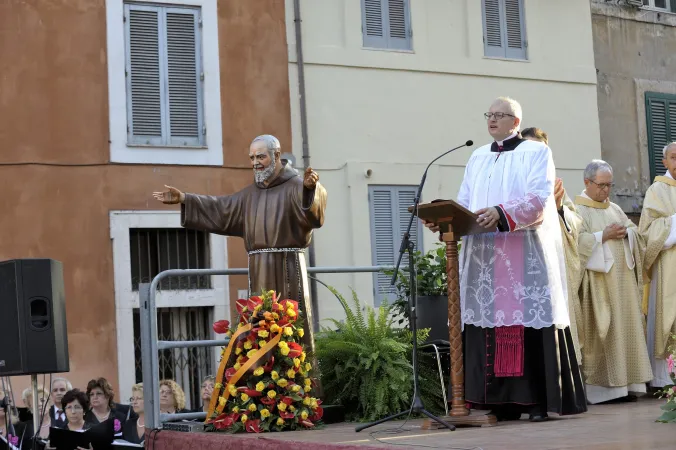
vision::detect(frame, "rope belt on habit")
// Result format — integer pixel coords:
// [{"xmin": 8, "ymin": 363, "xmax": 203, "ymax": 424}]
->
[{"xmin": 247, "ymin": 247, "xmax": 305, "ymax": 255}]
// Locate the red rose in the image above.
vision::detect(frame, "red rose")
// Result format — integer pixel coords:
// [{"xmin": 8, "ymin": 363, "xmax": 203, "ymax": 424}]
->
[
  {"xmin": 213, "ymin": 320, "xmax": 230, "ymax": 334},
  {"xmin": 279, "ymin": 410, "xmax": 295, "ymax": 419},
  {"xmin": 280, "ymin": 396, "xmax": 294, "ymax": 406},
  {"xmin": 225, "ymin": 367, "xmax": 237, "ymax": 382},
  {"xmin": 310, "ymin": 406, "xmax": 324, "ymax": 422},
  {"xmin": 263, "ymin": 356, "xmax": 275, "ymax": 372}
]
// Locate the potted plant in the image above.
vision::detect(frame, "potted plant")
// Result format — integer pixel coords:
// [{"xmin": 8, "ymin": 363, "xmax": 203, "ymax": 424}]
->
[
  {"xmin": 386, "ymin": 244, "xmax": 451, "ymax": 340},
  {"xmin": 314, "ymin": 287, "xmax": 445, "ymax": 422},
  {"xmin": 656, "ymin": 334, "xmax": 676, "ymax": 423}
]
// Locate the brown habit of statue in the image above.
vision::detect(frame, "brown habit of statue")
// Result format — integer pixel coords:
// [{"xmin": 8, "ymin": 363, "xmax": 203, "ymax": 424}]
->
[
  {"xmin": 412, "ymin": 199, "xmax": 498, "ymax": 427},
  {"xmin": 180, "ymin": 163, "xmax": 327, "ymax": 354}
]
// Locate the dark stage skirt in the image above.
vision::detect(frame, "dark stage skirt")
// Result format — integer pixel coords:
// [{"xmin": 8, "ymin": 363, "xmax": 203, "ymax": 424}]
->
[{"xmin": 464, "ymin": 324, "xmax": 587, "ymax": 416}]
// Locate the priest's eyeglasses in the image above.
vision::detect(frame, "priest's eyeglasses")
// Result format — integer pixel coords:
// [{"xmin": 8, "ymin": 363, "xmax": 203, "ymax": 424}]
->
[
  {"xmin": 484, "ymin": 112, "xmax": 515, "ymax": 120},
  {"xmin": 589, "ymin": 180, "xmax": 615, "ymax": 189}
]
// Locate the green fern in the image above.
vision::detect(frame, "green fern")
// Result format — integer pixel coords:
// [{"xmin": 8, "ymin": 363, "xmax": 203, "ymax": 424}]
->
[{"xmin": 315, "ymin": 287, "xmax": 445, "ymax": 422}]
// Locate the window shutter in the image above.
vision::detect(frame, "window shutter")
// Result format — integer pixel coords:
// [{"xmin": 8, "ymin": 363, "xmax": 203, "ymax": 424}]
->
[
  {"xmin": 504, "ymin": 0, "xmax": 526, "ymax": 59},
  {"xmin": 671, "ymin": 0, "xmax": 676, "ymax": 13},
  {"xmin": 362, "ymin": 0, "xmax": 387, "ymax": 48},
  {"xmin": 386, "ymin": 0, "xmax": 412, "ymax": 51},
  {"xmin": 165, "ymin": 9, "xmax": 203, "ymax": 146},
  {"xmin": 126, "ymin": 5, "xmax": 164, "ymax": 145},
  {"xmin": 369, "ymin": 186, "xmax": 423, "ymax": 306},
  {"xmin": 645, "ymin": 93, "xmax": 676, "ymax": 179},
  {"xmin": 483, "ymin": 0, "xmax": 503, "ymax": 57}
]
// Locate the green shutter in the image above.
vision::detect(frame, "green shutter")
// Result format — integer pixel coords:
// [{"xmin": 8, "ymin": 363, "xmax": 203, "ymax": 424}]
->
[
  {"xmin": 645, "ymin": 92, "xmax": 676, "ymax": 180},
  {"xmin": 671, "ymin": 0, "xmax": 676, "ymax": 13}
]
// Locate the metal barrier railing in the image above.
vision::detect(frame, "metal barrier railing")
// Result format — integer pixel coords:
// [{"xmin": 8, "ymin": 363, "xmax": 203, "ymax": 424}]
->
[{"xmin": 139, "ymin": 265, "xmax": 396, "ymax": 429}]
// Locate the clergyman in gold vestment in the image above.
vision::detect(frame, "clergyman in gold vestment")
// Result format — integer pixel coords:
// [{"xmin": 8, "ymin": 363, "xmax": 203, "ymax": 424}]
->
[
  {"xmin": 575, "ymin": 160, "xmax": 652, "ymax": 404},
  {"xmin": 639, "ymin": 142, "xmax": 676, "ymax": 388},
  {"xmin": 153, "ymin": 135, "xmax": 327, "ymax": 353}
]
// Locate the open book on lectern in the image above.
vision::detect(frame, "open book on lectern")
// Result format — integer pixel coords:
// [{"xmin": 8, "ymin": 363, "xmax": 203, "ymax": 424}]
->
[{"xmin": 408, "ymin": 199, "xmax": 497, "ymax": 237}]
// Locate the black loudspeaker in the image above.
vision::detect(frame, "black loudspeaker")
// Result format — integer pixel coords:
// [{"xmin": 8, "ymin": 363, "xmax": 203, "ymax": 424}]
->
[{"xmin": 0, "ymin": 258, "xmax": 69, "ymax": 375}]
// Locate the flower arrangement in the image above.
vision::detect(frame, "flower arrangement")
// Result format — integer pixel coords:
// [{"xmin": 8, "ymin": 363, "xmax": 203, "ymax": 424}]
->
[
  {"xmin": 204, "ymin": 290, "xmax": 323, "ymax": 433},
  {"xmin": 656, "ymin": 333, "xmax": 676, "ymax": 423}
]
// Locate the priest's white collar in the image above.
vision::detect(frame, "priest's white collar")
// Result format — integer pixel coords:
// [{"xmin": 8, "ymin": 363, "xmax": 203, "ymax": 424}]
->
[
  {"xmin": 581, "ymin": 190, "xmax": 609, "ymax": 203},
  {"xmin": 666, "ymin": 170, "xmax": 674, "ymax": 180},
  {"xmin": 495, "ymin": 132, "xmax": 518, "ymax": 146}
]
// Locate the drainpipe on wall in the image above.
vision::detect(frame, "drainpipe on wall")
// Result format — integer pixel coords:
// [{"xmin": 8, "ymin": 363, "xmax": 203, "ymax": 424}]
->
[{"xmin": 293, "ymin": 0, "xmax": 320, "ymax": 333}]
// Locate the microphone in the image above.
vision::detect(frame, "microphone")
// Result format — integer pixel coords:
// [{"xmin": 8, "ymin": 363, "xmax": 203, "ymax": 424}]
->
[{"xmin": 391, "ymin": 139, "xmax": 474, "ymax": 285}]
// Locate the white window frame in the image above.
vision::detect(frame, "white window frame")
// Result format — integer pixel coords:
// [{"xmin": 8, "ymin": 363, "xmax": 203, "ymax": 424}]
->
[
  {"xmin": 643, "ymin": 0, "xmax": 671, "ymax": 11},
  {"xmin": 110, "ymin": 210, "xmax": 229, "ymax": 400},
  {"xmin": 106, "ymin": 0, "xmax": 223, "ymax": 165}
]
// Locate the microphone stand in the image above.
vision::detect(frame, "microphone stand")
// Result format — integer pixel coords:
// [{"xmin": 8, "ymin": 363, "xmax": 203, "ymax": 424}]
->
[{"xmin": 355, "ymin": 141, "xmax": 472, "ymax": 433}]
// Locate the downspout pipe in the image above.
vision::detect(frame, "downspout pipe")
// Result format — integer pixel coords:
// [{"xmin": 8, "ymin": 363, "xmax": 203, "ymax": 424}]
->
[{"xmin": 293, "ymin": 0, "xmax": 320, "ymax": 333}]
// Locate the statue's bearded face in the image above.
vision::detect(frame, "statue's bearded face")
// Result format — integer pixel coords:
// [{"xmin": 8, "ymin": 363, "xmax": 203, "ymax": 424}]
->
[{"xmin": 249, "ymin": 141, "xmax": 278, "ymax": 184}]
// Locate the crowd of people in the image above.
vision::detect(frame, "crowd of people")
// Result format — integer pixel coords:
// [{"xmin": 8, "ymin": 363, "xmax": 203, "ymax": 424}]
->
[{"xmin": 0, "ymin": 375, "xmax": 216, "ymax": 450}]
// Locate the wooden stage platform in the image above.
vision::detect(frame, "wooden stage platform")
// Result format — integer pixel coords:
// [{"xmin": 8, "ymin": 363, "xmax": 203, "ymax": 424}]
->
[{"xmin": 147, "ymin": 397, "xmax": 674, "ymax": 450}]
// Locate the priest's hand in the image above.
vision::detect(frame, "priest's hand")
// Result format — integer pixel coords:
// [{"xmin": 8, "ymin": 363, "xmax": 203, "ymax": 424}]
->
[
  {"xmin": 475, "ymin": 207, "xmax": 500, "ymax": 229},
  {"xmin": 303, "ymin": 167, "xmax": 319, "ymax": 189},
  {"xmin": 422, "ymin": 219, "xmax": 440, "ymax": 233},
  {"xmin": 554, "ymin": 178, "xmax": 565, "ymax": 210},
  {"xmin": 153, "ymin": 185, "xmax": 185, "ymax": 204},
  {"xmin": 602, "ymin": 223, "xmax": 626, "ymax": 242}
]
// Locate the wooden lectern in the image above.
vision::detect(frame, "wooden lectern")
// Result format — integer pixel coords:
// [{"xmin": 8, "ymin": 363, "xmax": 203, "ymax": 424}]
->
[{"xmin": 412, "ymin": 199, "xmax": 497, "ymax": 428}]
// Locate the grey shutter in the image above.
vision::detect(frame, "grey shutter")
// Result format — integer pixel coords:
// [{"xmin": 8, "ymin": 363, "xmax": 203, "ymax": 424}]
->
[
  {"xmin": 362, "ymin": 0, "xmax": 387, "ymax": 48},
  {"xmin": 482, "ymin": 0, "xmax": 504, "ymax": 57},
  {"xmin": 504, "ymin": 0, "xmax": 526, "ymax": 60},
  {"xmin": 386, "ymin": 0, "xmax": 412, "ymax": 51},
  {"xmin": 126, "ymin": 5, "xmax": 164, "ymax": 145},
  {"xmin": 671, "ymin": 0, "xmax": 676, "ymax": 13},
  {"xmin": 369, "ymin": 186, "xmax": 423, "ymax": 306},
  {"xmin": 645, "ymin": 93, "xmax": 676, "ymax": 179},
  {"xmin": 165, "ymin": 8, "xmax": 204, "ymax": 146}
]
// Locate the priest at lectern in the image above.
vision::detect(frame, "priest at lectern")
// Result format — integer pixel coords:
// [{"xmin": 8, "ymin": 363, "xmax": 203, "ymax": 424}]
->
[{"xmin": 423, "ymin": 97, "xmax": 587, "ymax": 422}]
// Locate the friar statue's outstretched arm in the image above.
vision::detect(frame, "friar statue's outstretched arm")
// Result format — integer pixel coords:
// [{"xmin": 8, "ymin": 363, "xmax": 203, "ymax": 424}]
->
[{"xmin": 152, "ymin": 185, "xmax": 245, "ymax": 237}]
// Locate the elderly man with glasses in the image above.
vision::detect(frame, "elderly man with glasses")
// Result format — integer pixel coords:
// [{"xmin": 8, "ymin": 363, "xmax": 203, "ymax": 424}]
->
[
  {"xmin": 575, "ymin": 159, "xmax": 652, "ymax": 404},
  {"xmin": 422, "ymin": 97, "xmax": 587, "ymax": 422}
]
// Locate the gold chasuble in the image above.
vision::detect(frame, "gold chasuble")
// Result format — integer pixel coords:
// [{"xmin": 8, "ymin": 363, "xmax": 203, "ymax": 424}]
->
[
  {"xmin": 575, "ymin": 194, "xmax": 652, "ymax": 403},
  {"xmin": 639, "ymin": 174, "xmax": 676, "ymax": 387},
  {"xmin": 559, "ymin": 195, "xmax": 583, "ymax": 365}
]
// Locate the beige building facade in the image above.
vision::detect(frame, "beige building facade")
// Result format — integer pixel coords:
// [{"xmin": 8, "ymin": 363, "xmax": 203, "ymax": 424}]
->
[{"xmin": 286, "ymin": 0, "xmax": 602, "ymax": 321}]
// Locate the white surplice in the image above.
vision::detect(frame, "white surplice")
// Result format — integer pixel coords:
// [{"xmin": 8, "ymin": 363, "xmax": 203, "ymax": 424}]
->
[{"xmin": 457, "ymin": 139, "xmax": 569, "ymax": 329}]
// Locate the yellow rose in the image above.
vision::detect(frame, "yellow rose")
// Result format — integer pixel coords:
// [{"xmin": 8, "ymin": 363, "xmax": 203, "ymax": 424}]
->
[
  {"xmin": 241, "ymin": 414, "xmax": 248, "ymax": 422},
  {"xmin": 300, "ymin": 352, "xmax": 306, "ymax": 362},
  {"xmin": 241, "ymin": 393, "xmax": 249, "ymax": 402},
  {"xmin": 218, "ymin": 396, "xmax": 226, "ymax": 407},
  {"xmin": 287, "ymin": 309, "xmax": 297, "ymax": 318},
  {"xmin": 232, "ymin": 406, "xmax": 239, "ymax": 413},
  {"xmin": 286, "ymin": 369, "xmax": 296, "ymax": 379},
  {"xmin": 293, "ymin": 358, "xmax": 301, "ymax": 368},
  {"xmin": 291, "ymin": 385, "xmax": 301, "ymax": 392},
  {"xmin": 271, "ymin": 371, "xmax": 279, "ymax": 380},
  {"xmin": 256, "ymin": 381, "xmax": 266, "ymax": 392},
  {"xmin": 228, "ymin": 384, "xmax": 237, "ymax": 396},
  {"xmin": 303, "ymin": 397, "xmax": 312, "ymax": 406},
  {"xmin": 259, "ymin": 340, "xmax": 267, "ymax": 348},
  {"xmin": 297, "ymin": 328, "xmax": 304, "ymax": 338},
  {"xmin": 272, "ymin": 312, "xmax": 279, "ymax": 320},
  {"xmin": 277, "ymin": 402, "xmax": 287, "ymax": 411},
  {"xmin": 247, "ymin": 349, "xmax": 258, "ymax": 359},
  {"xmin": 260, "ymin": 408, "xmax": 271, "ymax": 419},
  {"xmin": 301, "ymin": 411, "xmax": 308, "ymax": 420},
  {"xmin": 253, "ymin": 367, "xmax": 264, "ymax": 377},
  {"xmin": 280, "ymin": 347, "xmax": 290, "ymax": 356},
  {"xmin": 258, "ymin": 330, "xmax": 269, "ymax": 338},
  {"xmin": 234, "ymin": 363, "xmax": 241, "ymax": 371},
  {"xmin": 311, "ymin": 399, "xmax": 318, "ymax": 409},
  {"xmin": 289, "ymin": 405, "xmax": 296, "ymax": 412},
  {"xmin": 283, "ymin": 327, "xmax": 293, "ymax": 336},
  {"xmin": 304, "ymin": 378, "xmax": 312, "ymax": 386},
  {"xmin": 244, "ymin": 341, "xmax": 252, "ymax": 350},
  {"xmin": 215, "ymin": 383, "xmax": 223, "ymax": 389},
  {"xmin": 305, "ymin": 363, "xmax": 312, "ymax": 372},
  {"xmin": 267, "ymin": 390, "xmax": 277, "ymax": 399},
  {"xmin": 235, "ymin": 348, "xmax": 242, "ymax": 355},
  {"xmin": 270, "ymin": 324, "xmax": 281, "ymax": 333},
  {"xmin": 248, "ymin": 403, "xmax": 257, "ymax": 412},
  {"xmin": 276, "ymin": 418, "xmax": 284, "ymax": 426},
  {"xmin": 276, "ymin": 378, "xmax": 288, "ymax": 388},
  {"xmin": 278, "ymin": 341, "xmax": 289, "ymax": 349}
]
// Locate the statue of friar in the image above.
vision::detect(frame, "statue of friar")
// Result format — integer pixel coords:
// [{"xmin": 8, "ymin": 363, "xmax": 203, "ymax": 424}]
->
[{"xmin": 153, "ymin": 135, "xmax": 327, "ymax": 352}]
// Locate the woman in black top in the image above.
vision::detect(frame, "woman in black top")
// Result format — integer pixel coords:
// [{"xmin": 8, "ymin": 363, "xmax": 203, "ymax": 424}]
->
[
  {"xmin": 83, "ymin": 379, "xmax": 127, "ymax": 437},
  {"xmin": 120, "ymin": 384, "xmax": 144, "ymax": 445}
]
